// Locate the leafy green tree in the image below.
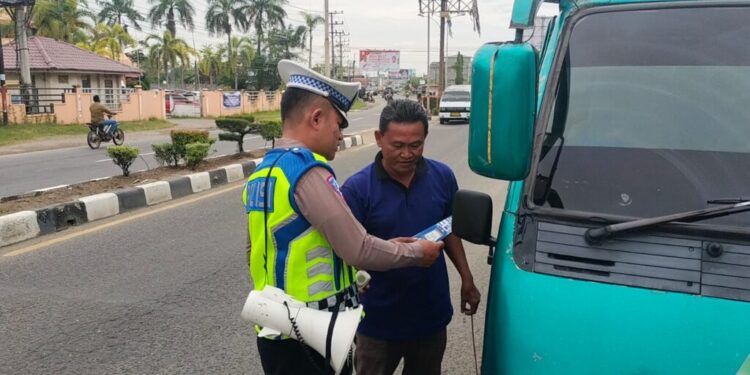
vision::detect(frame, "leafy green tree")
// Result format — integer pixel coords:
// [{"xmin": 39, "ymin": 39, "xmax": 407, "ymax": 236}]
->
[
  {"xmin": 300, "ymin": 11, "xmax": 323, "ymax": 68},
  {"xmin": 33, "ymin": 0, "xmax": 94, "ymax": 42},
  {"xmin": 244, "ymin": 0, "xmax": 287, "ymax": 56},
  {"xmin": 97, "ymin": 0, "xmax": 144, "ymax": 31},
  {"xmin": 453, "ymin": 51, "xmax": 465, "ymax": 85},
  {"xmin": 148, "ymin": 0, "xmax": 194, "ymax": 37}
]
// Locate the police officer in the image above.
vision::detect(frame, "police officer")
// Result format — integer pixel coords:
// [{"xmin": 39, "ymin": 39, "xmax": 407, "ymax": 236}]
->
[{"xmin": 243, "ymin": 60, "xmax": 445, "ymax": 375}]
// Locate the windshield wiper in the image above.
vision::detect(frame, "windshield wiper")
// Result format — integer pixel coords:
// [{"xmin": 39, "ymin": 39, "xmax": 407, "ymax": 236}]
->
[
  {"xmin": 707, "ymin": 197, "xmax": 750, "ymax": 204},
  {"xmin": 584, "ymin": 200, "xmax": 750, "ymax": 245}
]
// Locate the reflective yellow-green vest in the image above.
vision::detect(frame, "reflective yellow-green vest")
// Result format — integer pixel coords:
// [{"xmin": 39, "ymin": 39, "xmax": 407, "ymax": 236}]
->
[{"xmin": 242, "ymin": 147, "xmax": 355, "ymax": 305}]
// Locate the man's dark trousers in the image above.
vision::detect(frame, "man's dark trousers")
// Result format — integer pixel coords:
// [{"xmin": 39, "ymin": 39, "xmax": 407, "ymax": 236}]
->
[
  {"xmin": 257, "ymin": 337, "xmax": 353, "ymax": 375},
  {"xmin": 354, "ymin": 329, "xmax": 447, "ymax": 375}
]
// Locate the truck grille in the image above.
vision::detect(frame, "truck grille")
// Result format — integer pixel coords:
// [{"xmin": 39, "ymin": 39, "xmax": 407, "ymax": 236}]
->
[{"xmin": 533, "ymin": 222, "xmax": 750, "ymax": 302}]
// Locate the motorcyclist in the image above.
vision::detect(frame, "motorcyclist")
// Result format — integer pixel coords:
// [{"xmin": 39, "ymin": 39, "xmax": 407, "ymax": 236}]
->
[{"xmin": 89, "ymin": 95, "xmax": 117, "ymax": 136}]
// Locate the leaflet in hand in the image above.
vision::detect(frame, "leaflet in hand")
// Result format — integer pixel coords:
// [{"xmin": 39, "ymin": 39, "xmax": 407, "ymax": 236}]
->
[{"xmin": 413, "ymin": 217, "xmax": 452, "ymax": 242}]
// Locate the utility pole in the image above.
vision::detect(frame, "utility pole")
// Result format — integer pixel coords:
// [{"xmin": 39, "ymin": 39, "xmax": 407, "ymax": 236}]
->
[
  {"xmin": 323, "ymin": 0, "xmax": 330, "ymax": 76},
  {"xmin": 333, "ymin": 31, "xmax": 348, "ymax": 79},
  {"xmin": 420, "ymin": 0, "xmax": 476, "ymax": 95},
  {"xmin": 192, "ymin": 31, "xmax": 200, "ymax": 91},
  {"xmin": 15, "ymin": 3, "xmax": 31, "ymax": 100},
  {"xmin": 0, "ymin": 19, "xmax": 6, "ymax": 125},
  {"xmin": 329, "ymin": 11, "xmax": 343, "ymax": 79},
  {"xmin": 438, "ymin": 0, "xmax": 446, "ymax": 94}
]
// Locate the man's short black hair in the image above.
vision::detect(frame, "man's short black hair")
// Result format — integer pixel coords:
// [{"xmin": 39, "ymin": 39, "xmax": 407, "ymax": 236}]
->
[
  {"xmin": 280, "ymin": 87, "xmax": 323, "ymax": 124},
  {"xmin": 379, "ymin": 99, "xmax": 429, "ymax": 135},
  {"xmin": 93, "ymin": 95, "xmax": 100, "ymax": 102}
]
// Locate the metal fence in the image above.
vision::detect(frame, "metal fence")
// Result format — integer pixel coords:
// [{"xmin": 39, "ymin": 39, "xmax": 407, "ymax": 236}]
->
[
  {"xmin": 9, "ymin": 87, "xmax": 72, "ymax": 115},
  {"xmin": 83, "ymin": 87, "xmax": 134, "ymax": 112}
]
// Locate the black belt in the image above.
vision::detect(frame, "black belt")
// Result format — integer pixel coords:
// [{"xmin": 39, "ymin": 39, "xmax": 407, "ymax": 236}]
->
[{"xmin": 306, "ymin": 285, "xmax": 360, "ymax": 312}]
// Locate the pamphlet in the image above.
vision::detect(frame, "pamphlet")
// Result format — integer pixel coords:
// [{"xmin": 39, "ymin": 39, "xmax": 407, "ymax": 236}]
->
[{"xmin": 413, "ymin": 216, "xmax": 452, "ymax": 242}]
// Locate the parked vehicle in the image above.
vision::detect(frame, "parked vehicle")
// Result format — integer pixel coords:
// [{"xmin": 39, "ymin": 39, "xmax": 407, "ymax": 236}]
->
[
  {"xmin": 165, "ymin": 91, "xmax": 199, "ymax": 115},
  {"xmin": 453, "ymin": 0, "xmax": 750, "ymax": 374},
  {"xmin": 86, "ymin": 117, "xmax": 124, "ymax": 149},
  {"xmin": 438, "ymin": 85, "xmax": 471, "ymax": 124}
]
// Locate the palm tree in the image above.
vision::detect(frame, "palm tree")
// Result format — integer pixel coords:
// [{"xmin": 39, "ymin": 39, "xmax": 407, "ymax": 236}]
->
[
  {"xmin": 300, "ymin": 12, "xmax": 323, "ymax": 68},
  {"xmin": 198, "ymin": 46, "xmax": 221, "ymax": 85},
  {"xmin": 148, "ymin": 0, "xmax": 194, "ymax": 38},
  {"xmin": 244, "ymin": 0, "xmax": 286, "ymax": 56},
  {"xmin": 97, "ymin": 0, "xmax": 144, "ymax": 31},
  {"xmin": 206, "ymin": 0, "xmax": 247, "ymax": 88},
  {"xmin": 76, "ymin": 23, "xmax": 134, "ymax": 60},
  {"xmin": 96, "ymin": 23, "xmax": 135, "ymax": 59},
  {"xmin": 268, "ymin": 24, "xmax": 305, "ymax": 60},
  {"xmin": 146, "ymin": 30, "xmax": 194, "ymax": 86},
  {"xmin": 217, "ymin": 36, "xmax": 253, "ymax": 89},
  {"xmin": 33, "ymin": 0, "xmax": 95, "ymax": 42}
]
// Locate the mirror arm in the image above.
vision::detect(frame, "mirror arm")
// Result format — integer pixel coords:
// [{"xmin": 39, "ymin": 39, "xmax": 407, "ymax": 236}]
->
[{"xmin": 486, "ymin": 236, "xmax": 497, "ymax": 265}]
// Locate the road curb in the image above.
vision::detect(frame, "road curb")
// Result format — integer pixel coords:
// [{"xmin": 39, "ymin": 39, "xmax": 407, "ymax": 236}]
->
[{"xmin": 0, "ymin": 133, "xmax": 368, "ymax": 249}]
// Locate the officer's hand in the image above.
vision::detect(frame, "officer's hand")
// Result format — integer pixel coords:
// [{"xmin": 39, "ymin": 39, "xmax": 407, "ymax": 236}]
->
[{"xmin": 416, "ymin": 240, "xmax": 444, "ymax": 267}]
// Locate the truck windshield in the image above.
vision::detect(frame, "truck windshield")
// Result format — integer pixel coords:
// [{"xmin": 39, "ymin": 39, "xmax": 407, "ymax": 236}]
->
[
  {"xmin": 442, "ymin": 92, "xmax": 471, "ymax": 102},
  {"xmin": 534, "ymin": 6, "xmax": 750, "ymax": 228}
]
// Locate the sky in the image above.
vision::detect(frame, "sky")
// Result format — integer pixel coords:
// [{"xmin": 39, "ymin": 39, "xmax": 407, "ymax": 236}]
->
[{"xmin": 89, "ymin": 0, "xmax": 559, "ymax": 76}]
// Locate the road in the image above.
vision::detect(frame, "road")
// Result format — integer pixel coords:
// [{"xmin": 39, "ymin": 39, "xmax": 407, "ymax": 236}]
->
[
  {"xmin": 0, "ymin": 121, "xmax": 508, "ymax": 374},
  {"xmin": 0, "ymin": 101, "xmax": 385, "ymax": 198}
]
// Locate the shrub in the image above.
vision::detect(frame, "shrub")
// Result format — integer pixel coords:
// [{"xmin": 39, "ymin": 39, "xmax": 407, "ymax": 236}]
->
[
  {"xmin": 216, "ymin": 117, "xmax": 258, "ymax": 153},
  {"xmin": 107, "ymin": 145, "xmax": 139, "ymax": 176},
  {"xmin": 259, "ymin": 121, "xmax": 282, "ymax": 148},
  {"xmin": 227, "ymin": 113, "xmax": 257, "ymax": 124},
  {"xmin": 171, "ymin": 129, "xmax": 215, "ymax": 161},
  {"xmin": 151, "ymin": 143, "xmax": 179, "ymax": 167},
  {"xmin": 185, "ymin": 142, "xmax": 210, "ymax": 170}
]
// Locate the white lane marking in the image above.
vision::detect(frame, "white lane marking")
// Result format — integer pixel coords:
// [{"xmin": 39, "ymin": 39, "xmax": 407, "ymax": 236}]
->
[{"xmin": 350, "ymin": 117, "xmax": 364, "ymax": 121}]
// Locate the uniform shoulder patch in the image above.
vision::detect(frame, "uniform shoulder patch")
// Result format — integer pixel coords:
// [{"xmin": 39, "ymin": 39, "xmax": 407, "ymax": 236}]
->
[
  {"xmin": 326, "ymin": 175, "xmax": 343, "ymax": 198},
  {"xmin": 245, "ymin": 177, "xmax": 276, "ymax": 213}
]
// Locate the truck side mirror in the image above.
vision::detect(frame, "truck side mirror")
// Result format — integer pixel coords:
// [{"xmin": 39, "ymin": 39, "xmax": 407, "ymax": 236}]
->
[
  {"xmin": 452, "ymin": 190, "xmax": 495, "ymax": 246},
  {"xmin": 469, "ymin": 42, "xmax": 537, "ymax": 181}
]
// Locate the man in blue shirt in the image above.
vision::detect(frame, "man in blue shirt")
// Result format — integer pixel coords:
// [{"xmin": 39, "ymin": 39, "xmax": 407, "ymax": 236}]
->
[{"xmin": 342, "ymin": 99, "xmax": 481, "ymax": 375}]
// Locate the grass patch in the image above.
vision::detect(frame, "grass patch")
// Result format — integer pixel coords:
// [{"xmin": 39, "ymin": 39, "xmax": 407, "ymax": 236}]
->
[
  {"xmin": 351, "ymin": 99, "xmax": 367, "ymax": 111},
  {"xmin": 248, "ymin": 100, "xmax": 365, "ymax": 124},
  {"xmin": 0, "ymin": 119, "xmax": 174, "ymax": 147}
]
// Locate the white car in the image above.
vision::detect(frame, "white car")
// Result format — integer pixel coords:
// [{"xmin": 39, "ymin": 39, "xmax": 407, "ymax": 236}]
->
[{"xmin": 438, "ymin": 85, "xmax": 471, "ymax": 124}]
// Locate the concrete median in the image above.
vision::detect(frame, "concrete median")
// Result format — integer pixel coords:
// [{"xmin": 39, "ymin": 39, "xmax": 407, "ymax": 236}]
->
[{"xmin": 0, "ymin": 131, "xmax": 370, "ymax": 249}]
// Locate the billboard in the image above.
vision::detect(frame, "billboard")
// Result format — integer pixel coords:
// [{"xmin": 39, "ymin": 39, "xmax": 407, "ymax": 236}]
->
[{"xmin": 359, "ymin": 50, "xmax": 400, "ymax": 72}]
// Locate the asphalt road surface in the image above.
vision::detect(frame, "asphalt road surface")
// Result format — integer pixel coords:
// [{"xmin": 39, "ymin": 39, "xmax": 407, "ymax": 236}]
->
[
  {"xmin": 0, "ymin": 102, "xmax": 385, "ymax": 198},
  {"xmin": 0, "ymin": 120, "xmax": 508, "ymax": 374}
]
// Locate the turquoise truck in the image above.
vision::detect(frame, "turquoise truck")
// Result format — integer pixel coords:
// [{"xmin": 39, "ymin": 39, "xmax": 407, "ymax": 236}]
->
[{"xmin": 452, "ymin": 0, "xmax": 750, "ymax": 373}]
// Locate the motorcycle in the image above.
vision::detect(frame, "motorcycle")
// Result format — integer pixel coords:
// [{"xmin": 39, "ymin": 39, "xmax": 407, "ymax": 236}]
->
[{"xmin": 86, "ymin": 117, "xmax": 124, "ymax": 149}]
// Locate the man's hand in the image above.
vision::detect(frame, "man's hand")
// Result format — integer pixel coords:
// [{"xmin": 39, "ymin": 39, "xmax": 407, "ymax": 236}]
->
[
  {"xmin": 389, "ymin": 237, "xmax": 417, "ymax": 244},
  {"xmin": 461, "ymin": 280, "xmax": 481, "ymax": 315},
  {"xmin": 416, "ymin": 239, "xmax": 444, "ymax": 267}
]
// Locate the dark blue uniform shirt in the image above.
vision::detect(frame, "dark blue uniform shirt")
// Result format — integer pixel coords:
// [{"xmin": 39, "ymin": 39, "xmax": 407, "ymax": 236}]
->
[{"xmin": 341, "ymin": 152, "xmax": 457, "ymax": 340}]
